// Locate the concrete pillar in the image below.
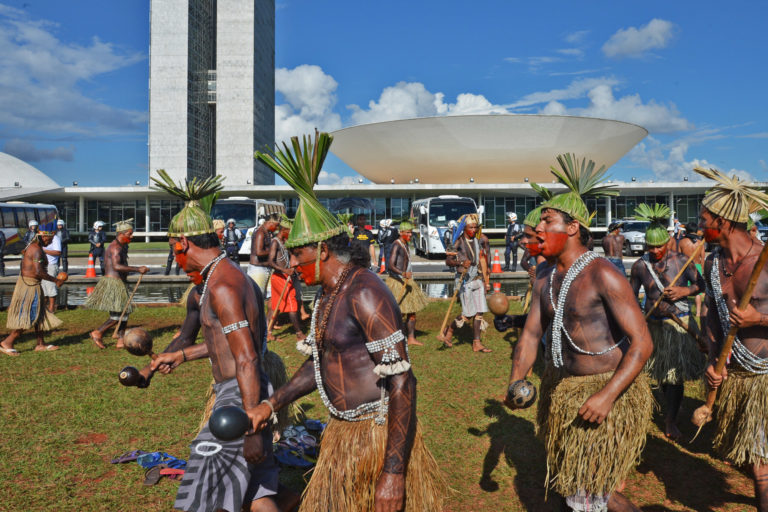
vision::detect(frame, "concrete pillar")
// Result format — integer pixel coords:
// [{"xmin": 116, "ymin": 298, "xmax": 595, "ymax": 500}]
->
[
  {"xmin": 605, "ymin": 196, "xmax": 612, "ymax": 226},
  {"xmin": 145, "ymin": 194, "xmax": 151, "ymax": 242},
  {"xmin": 78, "ymin": 195, "xmax": 85, "ymax": 233}
]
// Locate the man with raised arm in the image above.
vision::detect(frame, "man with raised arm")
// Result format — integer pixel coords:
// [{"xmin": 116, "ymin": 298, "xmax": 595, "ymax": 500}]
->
[
  {"xmin": 602, "ymin": 221, "xmax": 625, "ymax": 272},
  {"xmin": 148, "ymin": 171, "xmax": 282, "ymax": 512},
  {"xmin": 695, "ymin": 166, "xmax": 768, "ymax": 512},
  {"xmin": 629, "ymin": 203, "xmax": 706, "ymax": 441},
  {"xmin": 1, "ymin": 222, "xmax": 64, "ymax": 355},
  {"xmin": 507, "ymin": 154, "xmax": 653, "ymax": 512},
  {"xmin": 439, "ymin": 213, "xmax": 492, "ymax": 353},
  {"xmin": 251, "ymin": 132, "xmax": 444, "ymax": 512},
  {"xmin": 84, "ymin": 219, "xmax": 148, "ymax": 349}
]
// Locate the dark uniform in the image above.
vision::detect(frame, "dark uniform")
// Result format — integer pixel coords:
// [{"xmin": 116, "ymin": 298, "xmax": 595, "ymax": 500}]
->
[
  {"xmin": 56, "ymin": 224, "xmax": 71, "ymax": 273},
  {"xmin": 504, "ymin": 221, "xmax": 522, "ymax": 271},
  {"xmin": 352, "ymin": 225, "xmax": 375, "ymax": 268}
]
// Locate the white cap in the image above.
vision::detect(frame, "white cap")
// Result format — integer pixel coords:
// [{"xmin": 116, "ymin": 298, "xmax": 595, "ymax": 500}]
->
[
  {"xmin": 57, "ymin": 219, "xmax": 64, "ymax": 226},
  {"xmin": 507, "ymin": 212, "xmax": 518, "ymax": 221},
  {"xmin": 29, "ymin": 219, "xmax": 38, "ymax": 227},
  {"xmin": 227, "ymin": 218, "xmax": 236, "ymax": 225}
]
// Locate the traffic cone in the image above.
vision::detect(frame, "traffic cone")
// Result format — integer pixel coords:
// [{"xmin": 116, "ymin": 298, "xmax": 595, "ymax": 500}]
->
[
  {"xmin": 85, "ymin": 253, "xmax": 96, "ymax": 278},
  {"xmin": 493, "ymin": 281, "xmax": 501, "ymax": 293},
  {"xmin": 86, "ymin": 286, "xmax": 95, "ymax": 296},
  {"xmin": 379, "ymin": 257, "xmax": 386, "ymax": 274},
  {"xmin": 491, "ymin": 249, "xmax": 503, "ymax": 273}
]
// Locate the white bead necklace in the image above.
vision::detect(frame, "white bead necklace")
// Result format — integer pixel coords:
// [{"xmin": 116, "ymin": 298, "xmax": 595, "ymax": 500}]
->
[{"xmin": 198, "ymin": 253, "xmax": 227, "ymax": 307}]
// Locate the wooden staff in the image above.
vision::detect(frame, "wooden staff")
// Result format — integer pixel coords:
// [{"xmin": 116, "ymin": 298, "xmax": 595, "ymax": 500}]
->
[
  {"xmin": 397, "ymin": 277, "xmax": 412, "ymax": 305},
  {"xmin": 267, "ymin": 274, "xmax": 292, "ymax": 333},
  {"xmin": 691, "ymin": 240, "xmax": 768, "ymax": 432},
  {"xmin": 644, "ymin": 240, "xmax": 705, "ymax": 319},
  {"xmin": 439, "ymin": 265, "xmax": 468, "ymax": 338},
  {"xmin": 112, "ymin": 272, "xmax": 144, "ymax": 338}
]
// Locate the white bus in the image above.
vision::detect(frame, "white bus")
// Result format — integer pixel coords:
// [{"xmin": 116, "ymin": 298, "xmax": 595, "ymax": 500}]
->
[
  {"xmin": 410, "ymin": 195, "xmax": 481, "ymax": 257},
  {"xmin": 0, "ymin": 202, "xmax": 58, "ymax": 254},
  {"xmin": 210, "ymin": 197, "xmax": 285, "ymax": 255}
]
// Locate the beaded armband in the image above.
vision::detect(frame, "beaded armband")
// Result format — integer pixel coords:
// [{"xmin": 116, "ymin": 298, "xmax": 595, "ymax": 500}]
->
[
  {"xmin": 366, "ymin": 330, "xmax": 411, "ymax": 377},
  {"xmin": 222, "ymin": 320, "xmax": 249, "ymax": 335}
]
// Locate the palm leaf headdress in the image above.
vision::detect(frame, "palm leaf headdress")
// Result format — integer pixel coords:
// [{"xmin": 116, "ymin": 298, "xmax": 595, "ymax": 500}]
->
[
  {"xmin": 151, "ymin": 169, "xmax": 224, "ymax": 237},
  {"xmin": 255, "ymin": 130, "xmax": 345, "ymax": 248},
  {"xmin": 694, "ymin": 166, "xmax": 768, "ymax": 224},
  {"xmin": 540, "ymin": 153, "xmax": 619, "ymax": 227},
  {"xmin": 523, "ymin": 183, "xmax": 554, "ymax": 228},
  {"xmin": 634, "ymin": 203, "xmax": 671, "ymax": 246}
]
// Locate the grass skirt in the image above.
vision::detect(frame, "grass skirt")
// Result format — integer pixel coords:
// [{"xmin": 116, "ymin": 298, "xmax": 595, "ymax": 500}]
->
[
  {"xmin": 299, "ymin": 417, "xmax": 446, "ymax": 512},
  {"xmin": 538, "ymin": 370, "xmax": 653, "ymax": 497},
  {"xmin": 84, "ymin": 276, "xmax": 133, "ymax": 314},
  {"xmin": 385, "ymin": 276, "xmax": 429, "ymax": 314},
  {"xmin": 712, "ymin": 370, "xmax": 768, "ymax": 466},
  {"xmin": 646, "ymin": 317, "xmax": 706, "ymax": 385},
  {"xmin": 6, "ymin": 277, "xmax": 62, "ymax": 331}
]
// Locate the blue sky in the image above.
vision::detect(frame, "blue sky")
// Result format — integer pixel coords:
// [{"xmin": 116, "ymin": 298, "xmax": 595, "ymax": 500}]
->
[{"xmin": 0, "ymin": 0, "xmax": 766, "ymax": 186}]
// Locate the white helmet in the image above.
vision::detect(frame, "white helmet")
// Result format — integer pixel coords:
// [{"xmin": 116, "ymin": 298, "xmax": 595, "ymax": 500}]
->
[
  {"xmin": 94, "ymin": 220, "xmax": 105, "ymax": 228},
  {"xmin": 28, "ymin": 219, "xmax": 39, "ymax": 227},
  {"xmin": 448, "ymin": 220, "xmax": 457, "ymax": 229},
  {"xmin": 226, "ymin": 218, "xmax": 236, "ymax": 225},
  {"xmin": 57, "ymin": 219, "xmax": 65, "ymax": 226},
  {"xmin": 379, "ymin": 219, "xmax": 387, "ymax": 228},
  {"xmin": 507, "ymin": 213, "xmax": 518, "ymax": 222}
]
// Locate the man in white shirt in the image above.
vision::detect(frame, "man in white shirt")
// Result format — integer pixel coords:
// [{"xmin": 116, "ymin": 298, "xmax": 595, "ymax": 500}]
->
[{"xmin": 41, "ymin": 226, "xmax": 62, "ymax": 313}]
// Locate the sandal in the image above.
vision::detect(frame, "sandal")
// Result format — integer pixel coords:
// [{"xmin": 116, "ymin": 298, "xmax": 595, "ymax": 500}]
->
[
  {"xmin": 34, "ymin": 344, "xmax": 59, "ymax": 352},
  {"xmin": 0, "ymin": 346, "xmax": 19, "ymax": 357},
  {"xmin": 473, "ymin": 341, "xmax": 492, "ymax": 353},
  {"xmin": 143, "ymin": 464, "xmax": 168, "ymax": 486},
  {"xmin": 110, "ymin": 450, "xmax": 148, "ymax": 464},
  {"xmin": 159, "ymin": 467, "xmax": 185, "ymax": 480},
  {"xmin": 273, "ymin": 445, "xmax": 314, "ymax": 468}
]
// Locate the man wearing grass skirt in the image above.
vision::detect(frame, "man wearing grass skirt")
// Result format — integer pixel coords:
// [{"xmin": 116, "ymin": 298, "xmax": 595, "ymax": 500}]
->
[
  {"xmin": 385, "ymin": 220, "xmax": 429, "ymax": 346},
  {"xmin": 694, "ymin": 166, "xmax": 768, "ymax": 511},
  {"xmin": 629, "ymin": 203, "xmax": 706, "ymax": 441},
  {"xmin": 0, "ymin": 222, "xmax": 64, "ymax": 356},
  {"xmin": 250, "ymin": 131, "xmax": 445, "ymax": 512},
  {"xmin": 84, "ymin": 219, "xmax": 148, "ymax": 350},
  {"xmin": 508, "ymin": 154, "xmax": 654, "ymax": 512}
]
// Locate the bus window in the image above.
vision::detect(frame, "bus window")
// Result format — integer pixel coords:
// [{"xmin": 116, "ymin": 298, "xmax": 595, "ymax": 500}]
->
[
  {"xmin": 25, "ymin": 208, "xmax": 36, "ymax": 226},
  {"xmin": 0, "ymin": 207, "xmax": 10, "ymax": 228},
  {"xmin": 14, "ymin": 208, "xmax": 26, "ymax": 227}
]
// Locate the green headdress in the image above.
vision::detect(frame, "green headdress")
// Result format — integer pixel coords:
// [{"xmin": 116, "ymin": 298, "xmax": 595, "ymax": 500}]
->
[
  {"xmin": 151, "ymin": 169, "xmax": 224, "ymax": 237},
  {"xmin": 278, "ymin": 215, "xmax": 294, "ymax": 230},
  {"xmin": 634, "ymin": 203, "xmax": 671, "ymax": 246},
  {"xmin": 113, "ymin": 218, "xmax": 134, "ymax": 234},
  {"xmin": 335, "ymin": 212, "xmax": 355, "ymax": 236},
  {"xmin": 523, "ymin": 183, "xmax": 554, "ymax": 228},
  {"xmin": 694, "ymin": 166, "xmax": 768, "ymax": 224},
  {"xmin": 255, "ymin": 130, "xmax": 345, "ymax": 248},
  {"xmin": 539, "ymin": 153, "xmax": 619, "ymax": 227},
  {"xmin": 399, "ymin": 219, "xmax": 414, "ymax": 231}
]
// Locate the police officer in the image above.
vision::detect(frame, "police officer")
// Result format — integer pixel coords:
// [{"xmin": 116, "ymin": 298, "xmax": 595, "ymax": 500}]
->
[
  {"xmin": 504, "ymin": 212, "xmax": 522, "ymax": 271},
  {"xmin": 56, "ymin": 220, "xmax": 71, "ymax": 273},
  {"xmin": 23, "ymin": 219, "xmax": 39, "ymax": 247},
  {"xmin": 223, "ymin": 218, "xmax": 243, "ymax": 261},
  {"xmin": 0, "ymin": 229, "xmax": 5, "ymax": 277},
  {"xmin": 88, "ymin": 221, "xmax": 107, "ymax": 275},
  {"xmin": 351, "ymin": 214, "xmax": 375, "ymax": 268}
]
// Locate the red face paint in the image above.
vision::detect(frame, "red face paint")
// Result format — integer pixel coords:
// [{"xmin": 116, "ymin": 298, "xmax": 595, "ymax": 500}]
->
[
  {"xmin": 648, "ymin": 245, "xmax": 667, "ymax": 262},
  {"xmin": 295, "ymin": 260, "xmax": 319, "ymax": 286},
  {"xmin": 187, "ymin": 270, "xmax": 203, "ymax": 285},
  {"xmin": 538, "ymin": 231, "xmax": 568, "ymax": 258},
  {"xmin": 401, "ymin": 232, "xmax": 412, "ymax": 242},
  {"xmin": 703, "ymin": 228, "xmax": 720, "ymax": 243},
  {"xmin": 464, "ymin": 225, "xmax": 478, "ymax": 239},
  {"xmin": 526, "ymin": 241, "xmax": 542, "ymax": 257}
]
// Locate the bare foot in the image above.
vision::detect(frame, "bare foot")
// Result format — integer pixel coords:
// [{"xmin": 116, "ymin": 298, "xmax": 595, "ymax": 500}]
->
[
  {"xmin": 34, "ymin": 344, "xmax": 59, "ymax": 352},
  {"xmin": 115, "ymin": 338, "xmax": 125, "ymax": 349},
  {"xmin": 407, "ymin": 337, "xmax": 424, "ymax": 346},
  {"xmin": 266, "ymin": 332, "xmax": 276, "ymax": 342},
  {"xmin": 300, "ymin": 312, "xmax": 311, "ymax": 321},
  {"xmin": 90, "ymin": 331, "xmax": 106, "ymax": 349},
  {"xmin": 296, "ymin": 332, "xmax": 306, "ymax": 342},
  {"xmin": 0, "ymin": 345, "xmax": 20, "ymax": 357},
  {"xmin": 436, "ymin": 331, "xmax": 453, "ymax": 348},
  {"xmin": 665, "ymin": 422, "xmax": 682, "ymax": 442},
  {"xmin": 472, "ymin": 340, "xmax": 492, "ymax": 353}
]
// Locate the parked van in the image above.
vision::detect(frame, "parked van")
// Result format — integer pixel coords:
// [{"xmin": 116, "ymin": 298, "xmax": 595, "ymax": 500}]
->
[
  {"xmin": 210, "ymin": 198, "xmax": 285, "ymax": 255},
  {"xmin": 410, "ymin": 196, "xmax": 481, "ymax": 257}
]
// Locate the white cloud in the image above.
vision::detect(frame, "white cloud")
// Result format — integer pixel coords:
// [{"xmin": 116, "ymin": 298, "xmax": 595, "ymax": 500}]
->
[
  {"xmin": 0, "ymin": 8, "xmax": 146, "ymax": 136},
  {"xmin": 346, "ymin": 82, "xmax": 508, "ymax": 125},
  {"xmin": 602, "ymin": 19, "xmax": 676, "ymax": 59},
  {"xmin": 564, "ymin": 30, "xmax": 590, "ymax": 44},
  {"xmin": 629, "ymin": 136, "xmax": 753, "ymax": 181},
  {"xmin": 738, "ymin": 132, "xmax": 768, "ymax": 139},
  {"xmin": 317, "ymin": 170, "xmax": 364, "ymax": 186},
  {"xmin": 510, "ymin": 77, "xmax": 619, "ymax": 108},
  {"xmin": 274, "ymin": 64, "xmax": 342, "ymax": 144},
  {"xmin": 503, "ymin": 57, "xmax": 522, "ymax": 63},
  {"xmin": 3, "ymin": 138, "xmax": 74, "ymax": 161},
  {"xmin": 556, "ymin": 48, "xmax": 584, "ymax": 58}
]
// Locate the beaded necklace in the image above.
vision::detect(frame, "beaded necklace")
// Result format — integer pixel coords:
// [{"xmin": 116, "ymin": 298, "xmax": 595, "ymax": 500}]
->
[
  {"xmin": 711, "ymin": 254, "xmax": 768, "ymax": 374},
  {"xmin": 548, "ymin": 251, "xmax": 626, "ymax": 367},
  {"xmin": 198, "ymin": 253, "xmax": 227, "ymax": 306}
]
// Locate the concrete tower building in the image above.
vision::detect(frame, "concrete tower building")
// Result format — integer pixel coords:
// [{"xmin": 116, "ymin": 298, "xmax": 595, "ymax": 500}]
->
[{"xmin": 149, "ymin": 0, "xmax": 275, "ymax": 185}]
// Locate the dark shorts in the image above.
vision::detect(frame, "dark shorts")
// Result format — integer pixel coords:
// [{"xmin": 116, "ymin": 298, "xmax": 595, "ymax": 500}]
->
[{"xmin": 607, "ymin": 257, "xmax": 624, "ymax": 272}]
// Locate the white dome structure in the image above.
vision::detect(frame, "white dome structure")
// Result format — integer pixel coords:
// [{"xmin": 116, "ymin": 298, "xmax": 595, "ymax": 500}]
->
[
  {"xmin": 330, "ymin": 115, "xmax": 648, "ymax": 184},
  {"xmin": 0, "ymin": 152, "xmax": 61, "ymax": 200}
]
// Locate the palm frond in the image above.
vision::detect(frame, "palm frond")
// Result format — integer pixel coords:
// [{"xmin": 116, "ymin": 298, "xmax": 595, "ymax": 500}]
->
[
  {"xmin": 633, "ymin": 203, "xmax": 672, "ymax": 223},
  {"xmin": 550, "ymin": 153, "xmax": 619, "ymax": 198},
  {"xmin": 150, "ymin": 169, "xmax": 225, "ymax": 204},
  {"xmin": 530, "ymin": 182, "xmax": 554, "ymax": 201}
]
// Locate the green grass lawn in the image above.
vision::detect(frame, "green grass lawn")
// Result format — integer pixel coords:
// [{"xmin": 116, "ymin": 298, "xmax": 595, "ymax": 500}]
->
[
  {"xmin": 0, "ymin": 302, "xmax": 756, "ymax": 511},
  {"xmin": 66, "ymin": 242, "xmax": 170, "ymax": 257}
]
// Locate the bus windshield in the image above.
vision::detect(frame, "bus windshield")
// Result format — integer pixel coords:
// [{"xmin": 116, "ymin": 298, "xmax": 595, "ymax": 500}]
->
[
  {"xmin": 210, "ymin": 202, "xmax": 255, "ymax": 229},
  {"xmin": 428, "ymin": 200, "xmax": 476, "ymax": 227}
]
